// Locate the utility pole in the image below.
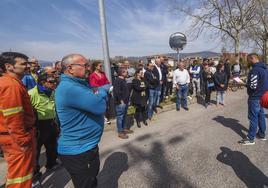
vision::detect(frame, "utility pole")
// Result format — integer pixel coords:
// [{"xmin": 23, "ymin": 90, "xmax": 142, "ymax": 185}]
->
[{"xmin": 98, "ymin": 0, "xmax": 111, "ymax": 81}]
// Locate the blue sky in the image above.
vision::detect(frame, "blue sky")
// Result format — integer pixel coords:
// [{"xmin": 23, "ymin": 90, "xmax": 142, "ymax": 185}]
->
[{"xmin": 0, "ymin": 0, "xmax": 223, "ymax": 61}]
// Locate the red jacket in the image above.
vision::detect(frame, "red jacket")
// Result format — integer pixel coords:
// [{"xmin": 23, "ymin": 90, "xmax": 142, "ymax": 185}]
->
[
  {"xmin": 0, "ymin": 74, "xmax": 36, "ymax": 147},
  {"xmin": 88, "ymin": 72, "xmax": 110, "ymax": 87}
]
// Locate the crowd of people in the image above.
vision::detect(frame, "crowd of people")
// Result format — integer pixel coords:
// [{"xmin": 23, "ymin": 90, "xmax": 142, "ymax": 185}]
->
[{"xmin": 0, "ymin": 51, "xmax": 267, "ymax": 188}]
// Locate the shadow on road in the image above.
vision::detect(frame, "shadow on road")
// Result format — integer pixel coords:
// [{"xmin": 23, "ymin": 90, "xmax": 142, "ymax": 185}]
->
[
  {"xmin": 126, "ymin": 115, "xmax": 134, "ymax": 130},
  {"xmin": 196, "ymin": 95, "xmax": 205, "ymax": 107},
  {"xmin": 98, "ymin": 152, "xmax": 128, "ymax": 188},
  {"xmin": 217, "ymin": 147, "xmax": 268, "ymax": 188},
  {"xmin": 98, "ymin": 134, "xmax": 194, "ymax": 187},
  {"xmin": 41, "ymin": 166, "xmax": 71, "ymax": 188},
  {"xmin": 136, "ymin": 133, "xmax": 152, "ymax": 142},
  {"xmin": 168, "ymin": 135, "xmax": 185, "ymax": 145},
  {"xmin": 213, "ymin": 116, "xmax": 248, "ymax": 138},
  {"xmin": 36, "ymin": 133, "xmax": 192, "ymax": 188},
  {"xmin": 210, "ymin": 99, "xmax": 217, "ymax": 105},
  {"xmin": 38, "ymin": 151, "xmax": 47, "ymax": 172},
  {"xmin": 126, "ymin": 140, "xmax": 194, "ymax": 187}
]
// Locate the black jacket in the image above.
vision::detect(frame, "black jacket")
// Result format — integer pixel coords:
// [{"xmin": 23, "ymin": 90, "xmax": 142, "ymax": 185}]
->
[
  {"xmin": 161, "ymin": 63, "xmax": 168, "ymax": 83},
  {"xmin": 152, "ymin": 66, "xmax": 164, "ymax": 85},
  {"xmin": 203, "ymin": 70, "xmax": 214, "ymax": 85},
  {"xmin": 144, "ymin": 70, "xmax": 158, "ymax": 89},
  {"xmin": 131, "ymin": 78, "xmax": 147, "ymax": 106},
  {"xmin": 214, "ymin": 71, "xmax": 228, "ymax": 91},
  {"xmin": 224, "ymin": 62, "xmax": 231, "ymax": 77},
  {"xmin": 113, "ymin": 77, "xmax": 129, "ymax": 105}
]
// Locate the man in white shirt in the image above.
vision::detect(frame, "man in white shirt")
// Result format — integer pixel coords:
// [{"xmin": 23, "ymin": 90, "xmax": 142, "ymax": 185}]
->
[
  {"xmin": 152, "ymin": 58, "xmax": 163, "ymax": 109},
  {"xmin": 173, "ymin": 61, "xmax": 190, "ymax": 111}
]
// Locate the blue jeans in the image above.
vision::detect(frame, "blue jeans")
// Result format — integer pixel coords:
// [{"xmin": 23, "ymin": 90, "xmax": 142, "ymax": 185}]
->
[
  {"xmin": 216, "ymin": 91, "xmax": 225, "ymax": 105},
  {"xmin": 147, "ymin": 89, "xmax": 158, "ymax": 119},
  {"xmin": 247, "ymin": 99, "xmax": 266, "ymax": 140},
  {"xmin": 115, "ymin": 103, "xmax": 128, "ymax": 133},
  {"xmin": 176, "ymin": 84, "xmax": 188, "ymax": 109},
  {"xmin": 155, "ymin": 85, "xmax": 162, "ymax": 106}
]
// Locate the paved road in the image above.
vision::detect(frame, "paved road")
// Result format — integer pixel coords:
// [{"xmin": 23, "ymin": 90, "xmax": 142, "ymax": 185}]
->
[{"xmin": 1, "ymin": 90, "xmax": 268, "ymax": 188}]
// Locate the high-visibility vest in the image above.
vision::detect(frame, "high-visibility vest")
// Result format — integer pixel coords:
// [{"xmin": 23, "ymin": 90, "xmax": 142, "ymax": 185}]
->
[{"xmin": 28, "ymin": 86, "xmax": 55, "ymax": 120}]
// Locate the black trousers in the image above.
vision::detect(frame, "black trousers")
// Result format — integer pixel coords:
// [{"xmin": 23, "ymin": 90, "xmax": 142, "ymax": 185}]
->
[
  {"xmin": 160, "ymin": 83, "xmax": 166, "ymax": 102},
  {"xmin": 165, "ymin": 82, "xmax": 173, "ymax": 96},
  {"xmin": 59, "ymin": 146, "xmax": 100, "ymax": 188},
  {"xmin": 227, "ymin": 75, "xmax": 230, "ymax": 86},
  {"xmin": 126, "ymin": 83, "xmax": 132, "ymax": 99},
  {"xmin": 205, "ymin": 86, "xmax": 212, "ymax": 103},
  {"xmin": 35, "ymin": 119, "xmax": 58, "ymax": 173},
  {"xmin": 134, "ymin": 105, "xmax": 147, "ymax": 123}
]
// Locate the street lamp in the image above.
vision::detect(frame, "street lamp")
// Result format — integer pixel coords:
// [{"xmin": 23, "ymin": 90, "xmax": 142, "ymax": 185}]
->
[
  {"xmin": 98, "ymin": 0, "xmax": 112, "ymax": 81},
  {"xmin": 169, "ymin": 32, "xmax": 187, "ymax": 61}
]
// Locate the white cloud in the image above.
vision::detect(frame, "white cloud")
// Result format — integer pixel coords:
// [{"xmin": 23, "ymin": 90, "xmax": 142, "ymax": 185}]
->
[
  {"xmin": 50, "ymin": 3, "xmax": 100, "ymax": 42},
  {"xmin": 0, "ymin": 0, "xmax": 223, "ymax": 60},
  {"xmin": 0, "ymin": 40, "xmax": 102, "ymax": 61},
  {"xmin": 104, "ymin": 1, "xmax": 222, "ymax": 57}
]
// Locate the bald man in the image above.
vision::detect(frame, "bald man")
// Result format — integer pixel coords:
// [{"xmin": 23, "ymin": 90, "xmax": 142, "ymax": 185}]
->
[{"xmin": 55, "ymin": 54, "xmax": 107, "ymax": 188}]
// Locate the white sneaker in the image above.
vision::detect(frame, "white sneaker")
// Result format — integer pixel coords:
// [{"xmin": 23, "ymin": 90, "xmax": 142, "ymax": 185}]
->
[
  {"xmin": 105, "ymin": 118, "xmax": 111, "ymax": 125},
  {"xmin": 238, "ymin": 138, "xmax": 255, "ymax": 145},
  {"xmin": 108, "ymin": 86, "xmax": 113, "ymax": 94}
]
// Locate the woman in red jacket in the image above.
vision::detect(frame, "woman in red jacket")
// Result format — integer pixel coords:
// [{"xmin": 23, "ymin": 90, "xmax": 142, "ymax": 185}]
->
[
  {"xmin": 89, "ymin": 61, "xmax": 110, "ymax": 87},
  {"xmin": 88, "ymin": 61, "xmax": 112, "ymax": 124}
]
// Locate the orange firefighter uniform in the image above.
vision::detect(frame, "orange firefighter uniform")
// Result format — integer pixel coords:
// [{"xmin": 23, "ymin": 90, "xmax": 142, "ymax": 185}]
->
[{"xmin": 0, "ymin": 74, "xmax": 36, "ymax": 188}]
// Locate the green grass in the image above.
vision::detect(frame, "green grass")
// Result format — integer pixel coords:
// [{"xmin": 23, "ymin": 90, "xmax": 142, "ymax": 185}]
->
[{"xmin": 127, "ymin": 95, "xmax": 177, "ymax": 115}]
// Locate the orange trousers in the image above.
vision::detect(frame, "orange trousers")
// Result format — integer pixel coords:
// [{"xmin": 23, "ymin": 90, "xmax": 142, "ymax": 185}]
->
[{"xmin": 0, "ymin": 130, "xmax": 36, "ymax": 188}]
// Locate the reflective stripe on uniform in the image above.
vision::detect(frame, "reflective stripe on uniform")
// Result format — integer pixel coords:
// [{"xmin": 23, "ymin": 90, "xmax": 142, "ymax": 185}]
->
[
  {"xmin": 6, "ymin": 173, "xmax": 33, "ymax": 185},
  {"xmin": 1, "ymin": 106, "xmax": 24, "ymax": 116}
]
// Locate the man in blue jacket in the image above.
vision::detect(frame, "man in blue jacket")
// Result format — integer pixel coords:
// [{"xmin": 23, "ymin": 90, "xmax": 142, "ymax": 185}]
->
[
  {"xmin": 55, "ymin": 54, "xmax": 107, "ymax": 187},
  {"xmin": 189, "ymin": 60, "xmax": 201, "ymax": 97},
  {"xmin": 239, "ymin": 53, "xmax": 268, "ymax": 145}
]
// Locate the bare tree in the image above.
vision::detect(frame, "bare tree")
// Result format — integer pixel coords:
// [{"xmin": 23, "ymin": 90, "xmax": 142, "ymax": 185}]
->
[
  {"xmin": 171, "ymin": 0, "xmax": 258, "ymax": 60},
  {"xmin": 245, "ymin": 0, "xmax": 268, "ymax": 63}
]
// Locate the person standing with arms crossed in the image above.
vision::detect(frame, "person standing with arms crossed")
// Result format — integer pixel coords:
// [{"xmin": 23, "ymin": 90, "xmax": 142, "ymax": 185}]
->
[{"xmin": 55, "ymin": 54, "xmax": 107, "ymax": 187}]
